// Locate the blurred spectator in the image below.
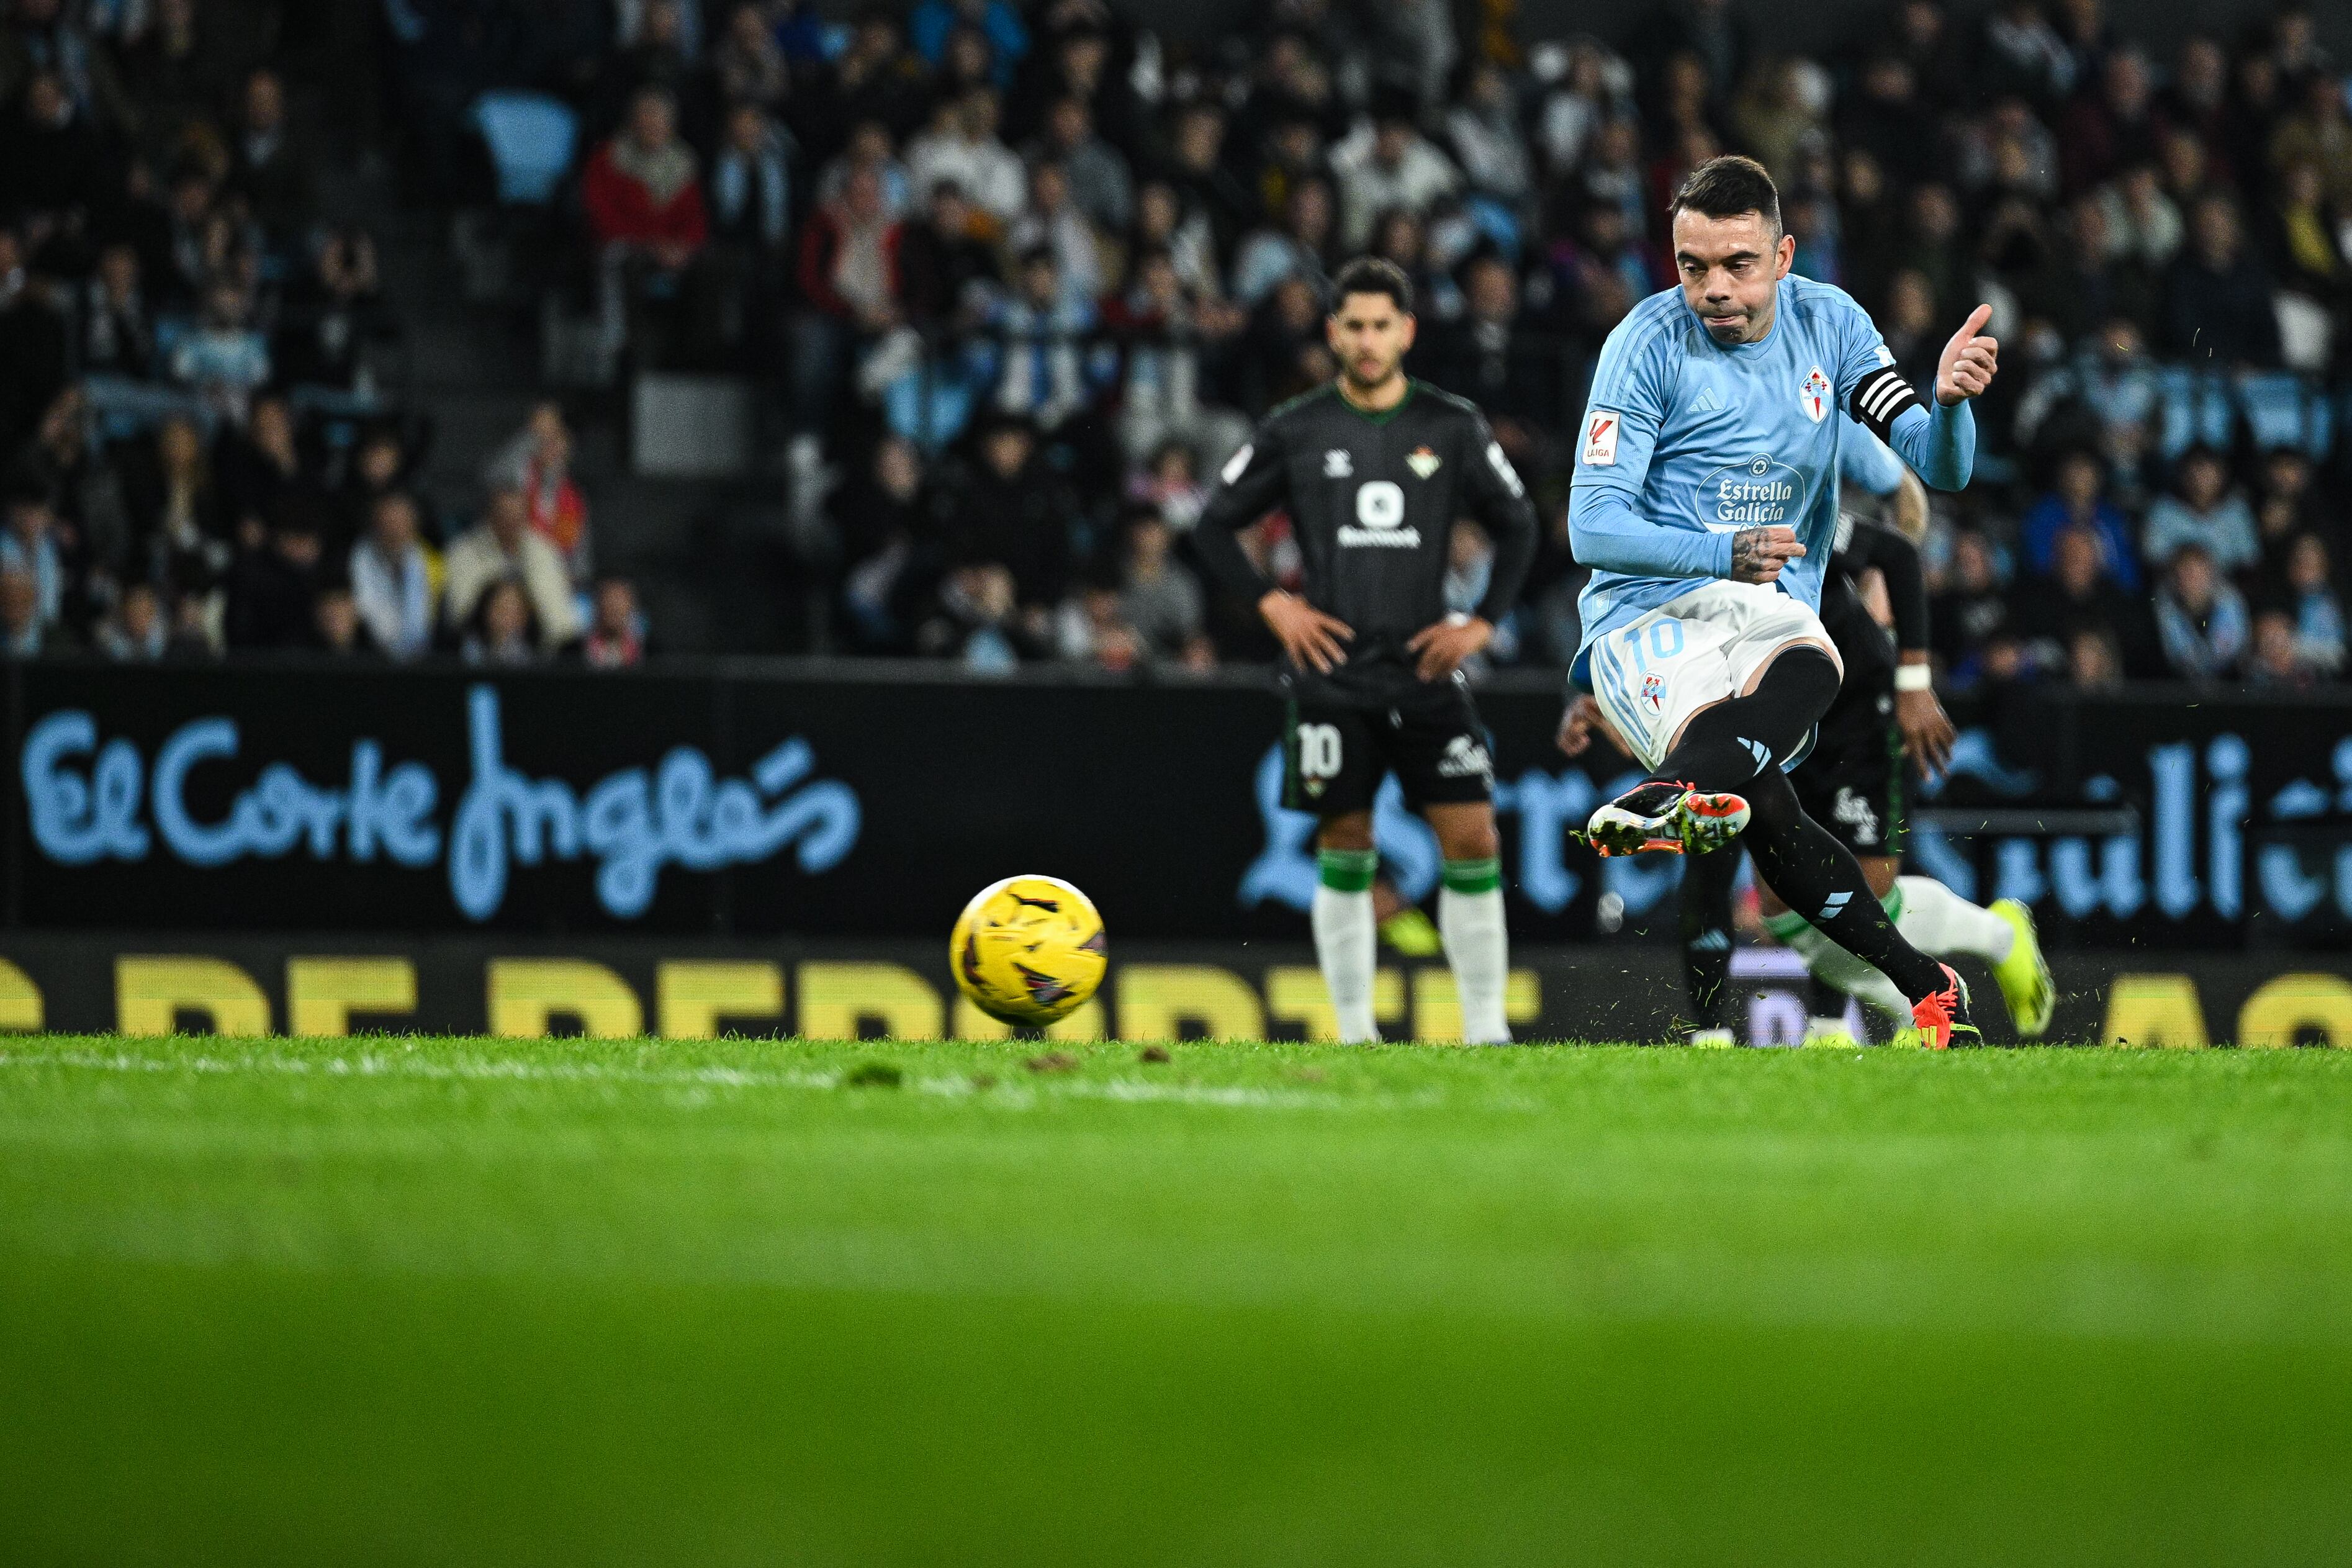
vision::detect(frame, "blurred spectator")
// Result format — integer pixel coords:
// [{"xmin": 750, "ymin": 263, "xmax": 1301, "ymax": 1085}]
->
[
  {"xmin": 1163, "ymin": 102, "xmax": 1256, "ymax": 258},
  {"xmin": 461, "ymin": 577, "xmax": 540, "ymax": 667},
  {"xmin": 1116, "ymin": 506, "xmax": 1209, "ymax": 669},
  {"xmin": 2278, "ymin": 533, "xmax": 2346, "ymax": 675},
  {"xmin": 906, "ymin": 86, "xmax": 1024, "ymax": 223},
  {"xmin": 706, "ymin": 99, "xmax": 793, "ymax": 259},
  {"xmin": 228, "ymin": 68, "xmax": 312, "ymax": 256},
  {"xmin": 1105, "ymin": 245, "xmax": 1246, "ymax": 466},
  {"xmin": 583, "ymin": 578, "xmax": 648, "ymax": 667},
  {"xmin": 1130, "ymin": 179, "xmax": 1222, "ymax": 305},
  {"xmin": 349, "ymin": 492, "xmax": 433, "ymax": 662},
  {"xmin": 169, "ymin": 281, "xmax": 270, "ymax": 421},
  {"xmin": 1423, "ymin": 255, "xmax": 1561, "ymax": 466},
  {"xmin": 585, "ymin": 87, "xmax": 710, "ymax": 304},
  {"xmin": 2246, "ymin": 606, "xmax": 2314, "ymax": 686},
  {"xmin": 95, "ymin": 579, "xmax": 165, "ymax": 660},
  {"xmin": 836, "ymin": 435, "xmax": 942, "ymax": 652},
  {"xmin": 1447, "ymin": 60, "xmax": 1534, "ymax": 206},
  {"xmin": 814, "ymin": 119, "xmax": 914, "ymax": 220},
  {"xmin": 2067, "ymin": 626, "xmax": 2125, "ymax": 690},
  {"xmin": 311, "ymin": 584, "xmax": 376, "ymax": 659},
  {"xmin": 1231, "ymin": 177, "xmax": 1335, "ymax": 309},
  {"xmin": 1330, "ymin": 99, "xmax": 1461, "ymax": 252},
  {"xmin": 487, "ymin": 403, "xmax": 592, "ymax": 586},
  {"xmin": 1005, "ymin": 160, "xmax": 1105, "ymax": 305},
  {"xmin": 897, "ymin": 178, "xmax": 997, "ymax": 338},
  {"xmin": 910, "ymin": 1, "xmax": 1027, "ymax": 86},
  {"xmin": 1037, "ymin": 94, "xmax": 1130, "ymax": 237},
  {"xmin": 1927, "ymin": 527, "xmax": 2016, "ymax": 681},
  {"xmin": 0, "ymin": 566, "xmax": 44, "ymax": 656},
  {"xmin": 2059, "ymin": 48, "xmax": 2159, "ymax": 199},
  {"xmin": 917, "ymin": 560, "xmax": 1025, "ymax": 670},
  {"xmin": 443, "ymin": 487, "xmax": 582, "ymax": 651},
  {"xmin": 224, "ymin": 510, "xmax": 325, "ymax": 650},
  {"xmin": 2162, "ymin": 192, "xmax": 2280, "ymax": 366},
  {"xmin": 708, "ymin": 2, "xmax": 790, "ymax": 117},
  {"xmin": 2142, "ymin": 446, "xmax": 2259, "ymax": 574},
  {"xmin": 0, "ymin": 487, "xmax": 63, "ymax": 629},
  {"xmin": 1129, "ymin": 436, "xmax": 1206, "ymax": 534},
  {"xmin": 2021, "ymin": 449, "xmax": 2142, "ymax": 589},
  {"xmin": 793, "ymin": 163, "xmax": 901, "ymax": 432},
  {"xmin": 2269, "ymin": 68, "xmax": 2352, "ymax": 212},
  {"xmin": 940, "ymin": 415, "xmax": 1071, "ymax": 634},
  {"xmin": 275, "ymin": 229, "xmax": 386, "ymax": 392},
  {"xmin": 80, "ymin": 241, "xmax": 153, "ymax": 379},
  {"xmin": 981, "ymin": 246, "xmax": 1109, "ymax": 431},
  {"xmin": 1055, "ymin": 577, "xmax": 1142, "ymax": 672},
  {"xmin": 2153, "ymin": 544, "xmax": 2248, "ymax": 679},
  {"xmin": 124, "ymin": 413, "xmax": 224, "ymax": 599},
  {"xmin": 2012, "ymin": 522, "xmax": 2160, "ymax": 677}
]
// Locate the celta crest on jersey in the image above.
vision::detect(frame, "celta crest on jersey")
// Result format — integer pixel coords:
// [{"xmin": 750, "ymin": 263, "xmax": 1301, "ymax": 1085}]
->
[{"xmin": 1799, "ymin": 365, "xmax": 1831, "ymax": 421}]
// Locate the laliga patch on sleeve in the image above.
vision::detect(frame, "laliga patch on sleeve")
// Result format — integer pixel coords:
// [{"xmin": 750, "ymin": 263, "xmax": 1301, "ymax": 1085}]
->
[
  {"xmin": 1221, "ymin": 443, "xmax": 1254, "ymax": 484},
  {"xmin": 1581, "ymin": 412, "xmax": 1620, "ymax": 466}
]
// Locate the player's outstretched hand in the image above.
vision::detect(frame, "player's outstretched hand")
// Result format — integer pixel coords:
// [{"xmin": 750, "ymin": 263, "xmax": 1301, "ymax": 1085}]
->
[
  {"xmin": 1556, "ymin": 695, "xmax": 1629, "ymax": 760},
  {"xmin": 1729, "ymin": 526, "xmax": 1805, "ymax": 584},
  {"xmin": 1936, "ymin": 304, "xmax": 1999, "ymax": 405},
  {"xmin": 1406, "ymin": 615, "xmax": 1494, "ymax": 681},
  {"xmin": 1258, "ymin": 590, "xmax": 1354, "ymax": 674},
  {"xmin": 1895, "ymin": 683, "xmax": 1957, "ymax": 781}
]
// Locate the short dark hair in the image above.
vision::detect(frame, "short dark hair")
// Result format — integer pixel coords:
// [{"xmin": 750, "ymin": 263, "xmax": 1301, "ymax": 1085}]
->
[
  {"xmin": 1329, "ymin": 256, "xmax": 1414, "ymax": 317},
  {"xmin": 1670, "ymin": 155, "xmax": 1782, "ymax": 235}
]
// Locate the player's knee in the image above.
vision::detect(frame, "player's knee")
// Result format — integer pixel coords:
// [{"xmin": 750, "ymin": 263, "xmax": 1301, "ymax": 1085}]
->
[
  {"xmin": 1757, "ymin": 646, "xmax": 1841, "ymax": 729},
  {"xmin": 1317, "ymin": 814, "xmax": 1374, "ymax": 852}
]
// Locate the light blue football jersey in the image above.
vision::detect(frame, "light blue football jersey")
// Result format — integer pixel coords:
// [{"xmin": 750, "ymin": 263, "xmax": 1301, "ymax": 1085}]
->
[{"xmin": 1567, "ymin": 275, "xmax": 1969, "ymax": 687}]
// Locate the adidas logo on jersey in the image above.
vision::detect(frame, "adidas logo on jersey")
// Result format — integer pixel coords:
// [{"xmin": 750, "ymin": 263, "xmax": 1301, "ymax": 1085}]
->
[{"xmin": 1688, "ymin": 927, "xmax": 1731, "ymax": 952}]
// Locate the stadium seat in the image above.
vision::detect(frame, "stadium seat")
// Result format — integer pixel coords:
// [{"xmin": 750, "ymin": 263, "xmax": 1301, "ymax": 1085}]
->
[
  {"xmin": 471, "ymin": 92, "xmax": 579, "ymax": 206},
  {"xmin": 2229, "ymin": 374, "xmax": 2323, "ymax": 461},
  {"xmin": 2155, "ymin": 365, "xmax": 2234, "ymax": 460}
]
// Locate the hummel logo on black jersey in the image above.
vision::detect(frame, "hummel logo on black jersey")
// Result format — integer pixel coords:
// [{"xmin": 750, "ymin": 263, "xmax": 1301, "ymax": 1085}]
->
[{"xmin": 1324, "ymin": 449, "xmax": 1352, "ymax": 477}]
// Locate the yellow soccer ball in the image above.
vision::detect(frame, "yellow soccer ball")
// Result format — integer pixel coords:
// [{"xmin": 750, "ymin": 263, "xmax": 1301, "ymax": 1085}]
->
[{"xmin": 950, "ymin": 875, "xmax": 1107, "ymax": 1026}]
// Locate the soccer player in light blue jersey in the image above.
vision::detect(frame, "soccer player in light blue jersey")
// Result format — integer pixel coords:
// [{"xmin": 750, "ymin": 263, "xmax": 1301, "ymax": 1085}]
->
[{"xmin": 1562, "ymin": 156, "xmax": 2001, "ymax": 1047}]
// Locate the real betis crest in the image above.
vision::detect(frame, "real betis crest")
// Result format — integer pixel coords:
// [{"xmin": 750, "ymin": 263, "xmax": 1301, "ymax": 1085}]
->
[{"xmin": 1405, "ymin": 446, "xmax": 1441, "ymax": 479}]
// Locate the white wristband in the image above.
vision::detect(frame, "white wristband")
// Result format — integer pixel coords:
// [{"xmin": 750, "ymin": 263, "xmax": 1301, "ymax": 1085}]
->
[{"xmin": 1894, "ymin": 663, "xmax": 1933, "ymax": 692}]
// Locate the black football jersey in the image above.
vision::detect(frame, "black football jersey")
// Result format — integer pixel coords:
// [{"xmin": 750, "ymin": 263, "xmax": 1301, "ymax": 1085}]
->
[{"xmin": 1194, "ymin": 379, "xmax": 1538, "ymax": 708}]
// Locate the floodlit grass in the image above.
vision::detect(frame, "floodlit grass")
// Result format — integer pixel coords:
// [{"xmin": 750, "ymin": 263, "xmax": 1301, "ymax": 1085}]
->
[{"xmin": 1, "ymin": 1035, "xmax": 2348, "ymax": 1566}]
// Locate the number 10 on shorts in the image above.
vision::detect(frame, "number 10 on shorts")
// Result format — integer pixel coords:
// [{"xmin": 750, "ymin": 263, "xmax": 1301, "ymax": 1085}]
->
[
  {"xmin": 1296, "ymin": 723, "xmax": 1343, "ymax": 788},
  {"xmin": 1620, "ymin": 619, "xmax": 1685, "ymax": 672}
]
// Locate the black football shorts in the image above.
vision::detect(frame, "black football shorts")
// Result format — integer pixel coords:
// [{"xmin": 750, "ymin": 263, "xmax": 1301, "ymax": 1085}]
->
[
  {"xmin": 1282, "ymin": 688, "xmax": 1495, "ymax": 816},
  {"xmin": 1791, "ymin": 680, "xmax": 1907, "ymax": 859}
]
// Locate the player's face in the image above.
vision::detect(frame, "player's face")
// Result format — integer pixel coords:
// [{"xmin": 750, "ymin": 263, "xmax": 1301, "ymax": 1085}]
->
[
  {"xmin": 1327, "ymin": 291, "xmax": 1417, "ymax": 393},
  {"xmin": 1672, "ymin": 210, "xmax": 1796, "ymax": 345}
]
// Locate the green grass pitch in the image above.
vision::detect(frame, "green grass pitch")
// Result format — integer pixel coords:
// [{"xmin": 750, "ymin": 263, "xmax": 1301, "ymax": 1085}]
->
[{"xmin": 2, "ymin": 1034, "xmax": 2349, "ymax": 1566}]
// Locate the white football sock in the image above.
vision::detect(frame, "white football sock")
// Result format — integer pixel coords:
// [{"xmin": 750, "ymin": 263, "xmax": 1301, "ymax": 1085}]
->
[
  {"xmin": 1313, "ymin": 849, "xmax": 1379, "ymax": 1044},
  {"xmin": 1896, "ymin": 875, "xmax": 2015, "ymax": 963},
  {"xmin": 1439, "ymin": 859, "xmax": 1510, "ymax": 1044},
  {"xmin": 1764, "ymin": 910, "xmax": 1910, "ymax": 1021}
]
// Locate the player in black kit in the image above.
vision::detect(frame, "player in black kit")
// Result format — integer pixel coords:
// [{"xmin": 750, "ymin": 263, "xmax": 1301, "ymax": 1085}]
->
[{"xmin": 1195, "ymin": 258, "xmax": 1538, "ymax": 1044}]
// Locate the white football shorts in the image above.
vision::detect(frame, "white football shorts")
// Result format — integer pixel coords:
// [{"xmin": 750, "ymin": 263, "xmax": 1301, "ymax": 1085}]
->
[{"xmin": 1587, "ymin": 580, "xmax": 1843, "ymax": 772}]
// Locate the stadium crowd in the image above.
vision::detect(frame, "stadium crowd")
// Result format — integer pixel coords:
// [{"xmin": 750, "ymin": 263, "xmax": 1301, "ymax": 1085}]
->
[{"xmin": 0, "ymin": 0, "xmax": 2346, "ymax": 692}]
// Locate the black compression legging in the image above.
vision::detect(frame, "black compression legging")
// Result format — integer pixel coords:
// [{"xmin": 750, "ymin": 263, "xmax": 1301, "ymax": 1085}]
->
[{"xmin": 1649, "ymin": 649, "xmax": 1947, "ymax": 1003}]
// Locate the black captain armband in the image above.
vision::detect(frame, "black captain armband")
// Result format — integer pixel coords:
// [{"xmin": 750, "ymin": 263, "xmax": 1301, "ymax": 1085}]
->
[{"xmin": 1851, "ymin": 365, "xmax": 1926, "ymax": 443}]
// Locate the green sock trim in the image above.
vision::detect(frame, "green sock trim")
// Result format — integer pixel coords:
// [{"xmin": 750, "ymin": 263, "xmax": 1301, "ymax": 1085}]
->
[
  {"xmin": 1441, "ymin": 857, "xmax": 1502, "ymax": 894},
  {"xmin": 1317, "ymin": 849, "xmax": 1377, "ymax": 893},
  {"xmin": 1880, "ymin": 885, "xmax": 1905, "ymax": 921},
  {"xmin": 1762, "ymin": 909, "xmax": 1812, "ymax": 941}
]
